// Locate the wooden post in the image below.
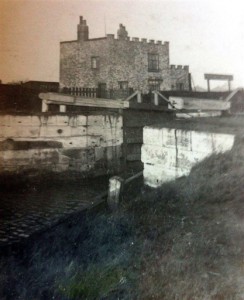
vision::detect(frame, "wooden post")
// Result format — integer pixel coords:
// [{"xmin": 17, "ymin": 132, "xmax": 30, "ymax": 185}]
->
[
  {"xmin": 153, "ymin": 92, "xmax": 159, "ymax": 106},
  {"xmin": 207, "ymin": 79, "xmax": 210, "ymax": 92},
  {"xmin": 60, "ymin": 105, "xmax": 66, "ymax": 113},
  {"xmin": 228, "ymin": 80, "xmax": 231, "ymax": 92},
  {"xmin": 42, "ymin": 100, "xmax": 48, "ymax": 112},
  {"xmin": 107, "ymin": 176, "xmax": 124, "ymax": 211},
  {"xmin": 122, "ymin": 110, "xmax": 128, "ymax": 173},
  {"xmin": 107, "ymin": 171, "xmax": 143, "ymax": 211},
  {"xmin": 137, "ymin": 91, "xmax": 142, "ymax": 103}
]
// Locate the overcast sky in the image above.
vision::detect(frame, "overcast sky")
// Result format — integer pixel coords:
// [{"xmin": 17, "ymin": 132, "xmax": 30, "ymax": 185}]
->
[{"xmin": 1, "ymin": 0, "xmax": 244, "ymax": 89}]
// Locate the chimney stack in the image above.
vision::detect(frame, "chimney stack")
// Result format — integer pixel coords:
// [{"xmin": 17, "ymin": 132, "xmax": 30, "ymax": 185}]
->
[
  {"xmin": 77, "ymin": 16, "xmax": 89, "ymax": 41},
  {"xmin": 117, "ymin": 24, "xmax": 128, "ymax": 40}
]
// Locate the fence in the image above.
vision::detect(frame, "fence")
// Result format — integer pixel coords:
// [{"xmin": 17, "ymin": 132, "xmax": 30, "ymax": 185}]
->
[
  {"xmin": 61, "ymin": 87, "xmax": 134, "ymax": 100},
  {"xmin": 62, "ymin": 87, "xmax": 97, "ymax": 98}
]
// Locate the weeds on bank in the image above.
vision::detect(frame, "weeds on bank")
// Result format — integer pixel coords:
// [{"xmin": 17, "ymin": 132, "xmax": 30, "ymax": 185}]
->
[
  {"xmin": 59, "ymin": 263, "xmax": 130, "ymax": 299},
  {"xmin": 123, "ymin": 138, "xmax": 244, "ymax": 299}
]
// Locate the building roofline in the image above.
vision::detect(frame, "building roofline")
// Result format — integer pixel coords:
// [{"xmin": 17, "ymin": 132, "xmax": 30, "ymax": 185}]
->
[
  {"xmin": 88, "ymin": 37, "xmax": 107, "ymax": 41},
  {"xmin": 60, "ymin": 40, "xmax": 78, "ymax": 44},
  {"xmin": 60, "ymin": 37, "xmax": 107, "ymax": 44},
  {"xmin": 60, "ymin": 36, "xmax": 169, "ymax": 46}
]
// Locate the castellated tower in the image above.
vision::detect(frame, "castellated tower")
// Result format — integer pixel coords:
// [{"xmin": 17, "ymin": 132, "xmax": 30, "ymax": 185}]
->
[{"xmin": 77, "ymin": 16, "xmax": 89, "ymax": 41}]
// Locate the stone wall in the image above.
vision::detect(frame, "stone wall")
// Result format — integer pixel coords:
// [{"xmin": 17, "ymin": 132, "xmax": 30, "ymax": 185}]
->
[
  {"xmin": 170, "ymin": 65, "xmax": 190, "ymax": 90},
  {"xmin": 60, "ymin": 37, "xmax": 171, "ymax": 92},
  {"xmin": 123, "ymin": 110, "xmax": 174, "ymax": 172},
  {"xmin": 60, "ymin": 39, "xmax": 109, "ymax": 90},
  {"xmin": 0, "ymin": 113, "xmax": 123, "ymax": 175},
  {"xmin": 60, "ymin": 17, "xmax": 191, "ymax": 93},
  {"xmin": 142, "ymin": 126, "xmax": 235, "ymax": 188}
]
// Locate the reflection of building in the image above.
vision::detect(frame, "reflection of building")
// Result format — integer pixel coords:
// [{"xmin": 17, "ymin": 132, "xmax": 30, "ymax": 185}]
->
[{"xmin": 60, "ymin": 16, "xmax": 191, "ymax": 96}]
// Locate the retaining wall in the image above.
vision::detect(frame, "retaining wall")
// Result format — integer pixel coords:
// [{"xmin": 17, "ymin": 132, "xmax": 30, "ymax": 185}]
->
[
  {"xmin": 142, "ymin": 126, "xmax": 235, "ymax": 188},
  {"xmin": 0, "ymin": 112, "xmax": 123, "ymax": 175}
]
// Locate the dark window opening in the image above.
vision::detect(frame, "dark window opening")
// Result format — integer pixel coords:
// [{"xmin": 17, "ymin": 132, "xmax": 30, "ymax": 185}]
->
[{"xmin": 148, "ymin": 53, "xmax": 159, "ymax": 72}]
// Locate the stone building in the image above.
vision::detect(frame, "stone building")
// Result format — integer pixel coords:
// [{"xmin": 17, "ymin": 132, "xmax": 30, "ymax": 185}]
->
[{"xmin": 60, "ymin": 16, "xmax": 190, "ymax": 96}]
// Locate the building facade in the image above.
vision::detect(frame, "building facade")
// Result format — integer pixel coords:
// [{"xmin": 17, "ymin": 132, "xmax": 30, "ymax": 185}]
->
[{"xmin": 60, "ymin": 16, "xmax": 190, "ymax": 95}]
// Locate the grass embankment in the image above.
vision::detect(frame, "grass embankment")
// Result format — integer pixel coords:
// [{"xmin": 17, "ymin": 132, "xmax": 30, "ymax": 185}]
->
[
  {"xmin": 0, "ymin": 137, "xmax": 244, "ymax": 299},
  {"xmin": 130, "ymin": 137, "xmax": 244, "ymax": 299}
]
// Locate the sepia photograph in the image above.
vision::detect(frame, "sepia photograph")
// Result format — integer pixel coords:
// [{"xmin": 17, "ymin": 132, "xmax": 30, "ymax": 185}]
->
[{"xmin": 0, "ymin": 0, "xmax": 244, "ymax": 299}]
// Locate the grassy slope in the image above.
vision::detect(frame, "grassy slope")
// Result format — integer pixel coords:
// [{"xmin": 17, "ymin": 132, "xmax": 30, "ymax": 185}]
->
[
  {"xmin": 128, "ymin": 137, "xmax": 244, "ymax": 299},
  {"xmin": 0, "ymin": 118, "xmax": 244, "ymax": 300}
]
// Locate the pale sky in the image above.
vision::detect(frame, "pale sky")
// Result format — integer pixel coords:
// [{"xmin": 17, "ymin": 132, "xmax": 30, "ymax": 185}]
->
[{"xmin": 1, "ymin": 0, "xmax": 244, "ymax": 89}]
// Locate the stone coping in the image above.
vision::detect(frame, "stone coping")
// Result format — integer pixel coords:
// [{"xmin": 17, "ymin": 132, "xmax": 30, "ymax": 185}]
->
[{"xmin": 144, "ymin": 116, "xmax": 244, "ymax": 136}]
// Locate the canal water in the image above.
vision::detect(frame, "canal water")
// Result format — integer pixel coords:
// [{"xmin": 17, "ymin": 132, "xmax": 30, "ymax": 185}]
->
[{"xmin": 0, "ymin": 175, "xmax": 109, "ymax": 246}]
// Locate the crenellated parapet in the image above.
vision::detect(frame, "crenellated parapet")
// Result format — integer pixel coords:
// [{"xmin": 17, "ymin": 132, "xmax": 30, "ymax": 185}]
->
[
  {"xmin": 170, "ymin": 65, "xmax": 189, "ymax": 70},
  {"xmin": 106, "ymin": 32, "xmax": 169, "ymax": 47},
  {"xmin": 106, "ymin": 34, "xmax": 115, "ymax": 40}
]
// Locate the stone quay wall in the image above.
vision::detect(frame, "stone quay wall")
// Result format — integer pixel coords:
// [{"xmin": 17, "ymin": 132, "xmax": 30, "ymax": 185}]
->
[
  {"xmin": 142, "ymin": 126, "xmax": 235, "ymax": 188},
  {"xmin": 0, "ymin": 112, "xmax": 123, "ymax": 175}
]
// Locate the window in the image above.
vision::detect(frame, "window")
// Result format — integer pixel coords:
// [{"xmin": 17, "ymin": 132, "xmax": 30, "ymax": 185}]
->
[
  {"xmin": 148, "ymin": 53, "xmax": 159, "ymax": 72},
  {"xmin": 118, "ymin": 81, "xmax": 128, "ymax": 90},
  {"xmin": 91, "ymin": 57, "xmax": 99, "ymax": 69},
  {"xmin": 148, "ymin": 79, "xmax": 163, "ymax": 91}
]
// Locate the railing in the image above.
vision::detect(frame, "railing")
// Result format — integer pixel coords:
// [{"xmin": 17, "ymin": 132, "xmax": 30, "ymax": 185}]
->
[
  {"xmin": 62, "ymin": 87, "xmax": 97, "ymax": 98},
  {"xmin": 61, "ymin": 87, "xmax": 134, "ymax": 99},
  {"xmin": 124, "ymin": 90, "xmax": 169, "ymax": 108}
]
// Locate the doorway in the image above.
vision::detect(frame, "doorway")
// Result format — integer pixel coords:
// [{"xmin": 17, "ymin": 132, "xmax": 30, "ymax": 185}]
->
[{"xmin": 97, "ymin": 83, "xmax": 107, "ymax": 98}]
